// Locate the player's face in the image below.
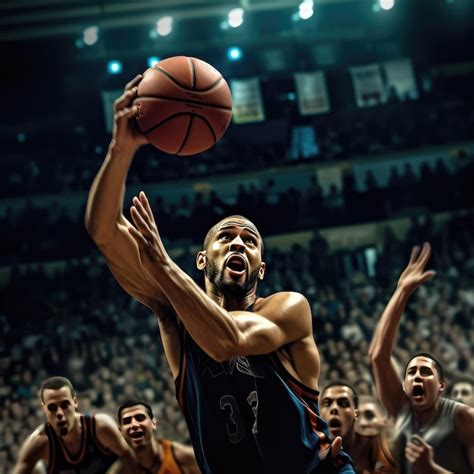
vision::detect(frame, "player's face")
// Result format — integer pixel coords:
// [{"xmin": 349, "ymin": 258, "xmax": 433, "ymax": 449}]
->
[
  {"xmin": 403, "ymin": 356, "xmax": 445, "ymax": 411},
  {"xmin": 201, "ymin": 218, "xmax": 265, "ymax": 294},
  {"xmin": 320, "ymin": 386, "xmax": 357, "ymax": 438},
  {"xmin": 451, "ymin": 382, "xmax": 474, "ymax": 407},
  {"xmin": 354, "ymin": 401, "xmax": 386, "ymax": 437},
  {"xmin": 42, "ymin": 386, "xmax": 77, "ymax": 437},
  {"xmin": 120, "ymin": 406, "xmax": 156, "ymax": 450}
]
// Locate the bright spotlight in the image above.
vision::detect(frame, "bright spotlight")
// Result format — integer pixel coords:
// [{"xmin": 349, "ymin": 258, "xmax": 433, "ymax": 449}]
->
[
  {"xmin": 227, "ymin": 47, "xmax": 243, "ymax": 61},
  {"xmin": 299, "ymin": 0, "xmax": 314, "ymax": 20},
  {"xmin": 228, "ymin": 8, "xmax": 244, "ymax": 28},
  {"xmin": 379, "ymin": 0, "xmax": 395, "ymax": 10},
  {"xmin": 157, "ymin": 16, "xmax": 173, "ymax": 36},
  {"xmin": 83, "ymin": 25, "xmax": 99, "ymax": 46},
  {"xmin": 148, "ymin": 56, "xmax": 160, "ymax": 67},
  {"xmin": 107, "ymin": 60, "xmax": 123, "ymax": 75}
]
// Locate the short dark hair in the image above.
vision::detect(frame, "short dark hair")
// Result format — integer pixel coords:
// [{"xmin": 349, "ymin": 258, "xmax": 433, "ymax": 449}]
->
[
  {"xmin": 321, "ymin": 382, "xmax": 359, "ymax": 409},
  {"xmin": 404, "ymin": 352, "xmax": 445, "ymax": 382},
  {"xmin": 40, "ymin": 376, "xmax": 75, "ymax": 402},
  {"xmin": 117, "ymin": 398, "xmax": 154, "ymax": 425},
  {"xmin": 203, "ymin": 215, "xmax": 264, "ymax": 254}
]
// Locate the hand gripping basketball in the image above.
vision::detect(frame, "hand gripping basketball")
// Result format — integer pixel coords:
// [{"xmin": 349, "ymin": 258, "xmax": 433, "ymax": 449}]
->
[{"xmin": 134, "ymin": 56, "xmax": 233, "ymax": 156}]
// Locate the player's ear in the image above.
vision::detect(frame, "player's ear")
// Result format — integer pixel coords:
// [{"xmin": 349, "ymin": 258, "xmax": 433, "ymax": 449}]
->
[
  {"xmin": 354, "ymin": 409, "xmax": 359, "ymax": 420},
  {"xmin": 196, "ymin": 250, "xmax": 206, "ymax": 271},
  {"xmin": 258, "ymin": 262, "xmax": 266, "ymax": 280},
  {"xmin": 152, "ymin": 418, "xmax": 158, "ymax": 431},
  {"xmin": 439, "ymin": 379, "xmax": 446, "ymax": 393},
  {"xmin": 74, "ymin": 397, "xmax": 78, "ymax": 410}
]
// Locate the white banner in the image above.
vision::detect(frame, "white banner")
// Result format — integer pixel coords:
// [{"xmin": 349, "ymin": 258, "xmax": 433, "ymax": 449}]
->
[
  {"xmin": 383, "ymin": 58, "xmax": 418, "ymax": 101},
  {"xmin": 294, "ymin": 71, "xmax": 330, "ymax": 115},
  {"xmin": 350, "ymin": 64, "xmax": 386, "ymax": 108},
  {"xmin": 101, "ymin": 90, "xmax": 122, "ymax": 132},
  {"xmin": 230, "ymin": 78, "xmax": 265, "ymax": 124}
]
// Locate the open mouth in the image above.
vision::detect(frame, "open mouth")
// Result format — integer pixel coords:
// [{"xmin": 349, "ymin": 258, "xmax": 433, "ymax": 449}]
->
[
  {"xmin": 130, "ymin": 431, "xmax": 144, "ymax": 440},
  {"xmin": 328, "ymin": 418, "xmax": 342, "ymax": 429},
  {"xmin": 412, "ymin": 385, "xmax": 425, "ymax": 398},
  {"xmin": 226, "ymin": 255, "xmax": 246, "ymax": 273},
  {"xmin": 57, "ymin": 421, "xmax": 67, "ymax": 427}
]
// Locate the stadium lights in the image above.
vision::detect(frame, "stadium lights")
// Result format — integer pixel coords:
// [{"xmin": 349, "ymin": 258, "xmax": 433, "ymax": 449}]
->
[
  {"xmin": 107, "ymin": 60, "xmax": 123, "ymax": 75},
  {"xmin": 299, "ymin": 0, "xmax": 314, "ymax": 20},
  {"xmin": 156, "ymin": 16, "xmax": 173, "ymax": 36},
  {"xmin": 227, "ymin": 46, "xmax": 243, "ymax": 61},
  {"xmin": 83, "ymin": 25, "xmax": 99, "ymax": 46},
  {"xmin": 379, "ymin": 0, "xmax": 395, "ymax": 11},
  {"xmin": 228, "ymin": 8, "xmax": 244, "ymax": 28},
  {"xmin": 148, "ymin": 56, "xmax": 160, "ymax": 67}
]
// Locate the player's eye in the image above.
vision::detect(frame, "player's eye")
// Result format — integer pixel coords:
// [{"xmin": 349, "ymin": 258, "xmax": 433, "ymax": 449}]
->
[
  {"xmin": 245, "ymin": 237, "xmax": 256, "ymax": 245},
  {"xmin": 47, "ymin": 404, "xmax": 57, "ymax": 412},
  {"xmin": 135, "ymin": 414, "xmax": 146, "ymax": 422},
  {"xmin": 219, "ymin": 233, "xmax": 231, "ymax": 241},
  {"xmin": 60, "ymin": 401, "xmax": 71, "ymax": 409},
  {"xmin": 122, "ymin": 416, "xmax": 132, "ymax": 425}
]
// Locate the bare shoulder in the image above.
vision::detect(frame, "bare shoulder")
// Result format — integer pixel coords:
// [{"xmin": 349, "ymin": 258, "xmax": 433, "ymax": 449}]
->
[
  {"xmin": 94, "ymin": 413, "xmax": 120, "ymax": 433},
  {"xmin": 455, "ymin": 404, "xmax": 474, "ymax": 443},
  {"xmin": 17, "ymin": 426, "xmax": 49, "ymax": 465},
  {"xmin": 170, "ymin": 442, "xmax": 199, "ymax": 474},
  {"xmin": 255, "ymin": 292, "xmax": 311, "ymax": 320}
]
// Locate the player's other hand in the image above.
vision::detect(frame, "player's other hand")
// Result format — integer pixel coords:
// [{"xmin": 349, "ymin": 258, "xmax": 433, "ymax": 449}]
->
[
  {"xmin": 405, "ymin": 435, "xmax": 448, "ymax": 473},
  {"xmin": 397, "ymin": 243, "xmax": 436, "ymax": 295},
  {"xmin": 112, "ymin": 75, "xmax": 148, "ymax": 151}
]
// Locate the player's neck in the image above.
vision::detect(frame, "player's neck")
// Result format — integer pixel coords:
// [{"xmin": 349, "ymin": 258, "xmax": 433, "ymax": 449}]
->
[
  {"xmin": 207, "ymin": 285, "xmax": 258, "ymax": 311},
  {"xmin": 136, "ymin": 437, "xmax": 163, "ymax": 472},
  {"xmin": 342, "ymin": 429, "xmax": 357, "ymax": 452},
  {"xmin": 412, "ymin": 397, "xmax": 442, "ymax": 428},
  {"xmin": 59, "ymin": 414, "xmax": 82, "ymax": 451}
]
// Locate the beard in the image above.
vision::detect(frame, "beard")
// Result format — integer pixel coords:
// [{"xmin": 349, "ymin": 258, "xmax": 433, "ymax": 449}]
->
[{"xmin": 206, "ymin": 260, "xmax": 260, "ymax": 296}]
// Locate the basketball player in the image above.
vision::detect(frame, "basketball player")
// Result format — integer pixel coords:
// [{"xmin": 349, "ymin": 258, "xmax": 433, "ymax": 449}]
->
[
  {"xmin": 355, "ymin": 395, "xmax": 390, "ymax": 437},
  {"xmin": 369, "ymin": 243, "xmax": 474, "ymax": 472},
  {"xmin": 320, "ymin": 383, "xmax": 397, "ymax": 473},
  {"xmin": 13, "ymin": 376, "xmax": 137, "ymax": 474},
  {"xmin": 85, "ymin": 76, "xmax": 353, "ymax": 472},
  {"xmin": 109, "ymin": 398, "xmax": 199, "ymax": 474},
  {"xmin": 450, "ymin": 378, "xmax": 474, "ymax": 407}
]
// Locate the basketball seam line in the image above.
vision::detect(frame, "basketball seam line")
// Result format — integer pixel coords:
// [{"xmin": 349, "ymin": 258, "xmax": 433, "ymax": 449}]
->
[
  {"xmin": 189, "ymin": 57, "xmax": 196, "ymax": 90},
  {"xmin": 177, "ymin": 115, "xmax": 194, "ymax": 155},
  {"xmin": 137, "ymin": 95, "xmax": 232, "ymax": 111},
  {"xmin": 142, "ymin": 112, "xmax": 218, "ymax": 146},
  {"xmin": 153, "ymin": 65, "xmax": 224, "ymax": 92}
]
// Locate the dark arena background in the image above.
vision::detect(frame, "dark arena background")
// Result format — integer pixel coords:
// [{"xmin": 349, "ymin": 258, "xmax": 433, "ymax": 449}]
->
[{"xmin": 1, "ymin": 0, "xmax": 474, "ymax": 472}]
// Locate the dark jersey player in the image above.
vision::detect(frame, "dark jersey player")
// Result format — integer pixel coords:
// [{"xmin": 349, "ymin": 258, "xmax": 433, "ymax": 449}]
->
[
  {"xmin": 13, "ymin": 376, "xmax": 136, "ymax": 474},
  {"xmin": 85, "ymin": 75, "xmax": 354, "ymax": 473}
]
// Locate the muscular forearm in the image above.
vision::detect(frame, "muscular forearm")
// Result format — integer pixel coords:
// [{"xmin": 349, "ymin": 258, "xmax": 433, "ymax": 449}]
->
[
  {"xmin": 85, "ymin": 142, "xmax": 137, "ymax": 243},
  {"xmin": 153, "ymin": 259, "xmax": 242, "ymax": 361},
  {"xmin": 369, "ymin": 286, "xmax": 411, "ymax": 362}
]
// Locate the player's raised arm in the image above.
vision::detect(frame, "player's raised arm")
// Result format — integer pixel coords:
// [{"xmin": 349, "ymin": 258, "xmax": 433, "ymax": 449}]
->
[
  {"xmin": 369, "ymin": 243, "xmax": 436, "ymax": 417},
  {"xmin": 85, "ymin": 76, "xmax": 181, "ymax": 378},
  {"xmin": 128, "ymin": 193, "xmax": 315, "ymax": 364}
]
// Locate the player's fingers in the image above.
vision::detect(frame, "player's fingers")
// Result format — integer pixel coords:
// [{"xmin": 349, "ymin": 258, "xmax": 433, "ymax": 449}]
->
[
  {"xmin": 132, "ymin": 196, "xmax": 151, "ymax": 225},
  {"xmin": 125, "ymin": 74, "xmax": 142, "ymax": 91},
  {"xmin": 418, "ymin": 242, "xmax": 432, "ymax": 267},
  {"xmin": 114, "ymin": 88, "xmax": 138, "ymax": 112},
  {"xmin": 330, "ymin": 436, "xmax": 342, "ymax": 457},
  {"xmin": 409, "ymin": 246, "xmax": 420, "ymax": 265},
  {"xmin": 115, "ymin": 105, "xmax": 138, "ymax": 123},
  {"xmin": 128, "ymin": 224, "xmax": 147, "ymax": 247},
  {"xmin": 130, "ymin": 206, "xmax": 152, "ymax": 237},
  {"xmin": 139, "ymin": 191, "xmax": 155, "ymax": 223},
  {"xmin": 420, "ymin": 270, "xmax": 436, "ymax": 284}
]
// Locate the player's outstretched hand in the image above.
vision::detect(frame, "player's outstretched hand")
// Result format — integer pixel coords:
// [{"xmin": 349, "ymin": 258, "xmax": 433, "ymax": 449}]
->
[
  {"xmin": 128, "ymin": 191, "xmax": 170, "ymax": 278},
  {"xmin": 397, "ymin": 242, "xmax": 436, "ymax": 295},
  {"xmin": 112, "ymin": 75, "xmax": 148, "ymax": 151}
]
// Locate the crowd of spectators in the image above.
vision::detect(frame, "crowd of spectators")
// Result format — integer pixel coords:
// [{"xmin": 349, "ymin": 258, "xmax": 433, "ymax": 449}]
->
[
  {"xmin": 1, "ymin": 210, "xmax": 473, "ymax": 472},
  {"xmin": 1, "ymin": 149, "xmax": 472, "ymax": 265},
  {"xmin": 2, "ymin": 80, "xmax": 474, "ymax": 200}
]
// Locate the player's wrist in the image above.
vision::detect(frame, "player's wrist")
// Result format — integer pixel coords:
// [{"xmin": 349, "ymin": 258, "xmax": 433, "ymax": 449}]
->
[{"xmin": 108, "ymin": 139, "xmax": 140, "ymax": 157}]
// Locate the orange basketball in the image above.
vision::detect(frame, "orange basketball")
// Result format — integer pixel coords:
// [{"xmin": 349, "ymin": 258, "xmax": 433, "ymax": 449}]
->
[{"xmin": 134, "ymin": 56, "xmax": 233, "ymax": 156}]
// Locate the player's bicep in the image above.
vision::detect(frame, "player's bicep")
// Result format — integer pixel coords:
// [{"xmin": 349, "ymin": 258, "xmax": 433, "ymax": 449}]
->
[
  {"xmin": 455, "ymin": 406, "xmax": 474, "ymax": 469},
  {"xmin": 370, "ymin": 356, "xmax": 405, "ymax": 417},
  {"xmin": 234, "ymin": 292, "xmax": 311, "ymax": 355},
  {"xmin": 14, "ymin": 433, "xmax": 47, "ymax": 474}
]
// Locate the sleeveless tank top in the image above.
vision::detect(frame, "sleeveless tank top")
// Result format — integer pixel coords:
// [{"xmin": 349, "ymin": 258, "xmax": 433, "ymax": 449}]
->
[
  {"xmin": 156, "ymin": 439, "xmax": 182, "ymax": 474},
  {"xmin": 45, "ymin": 414, "xmax": 117, "ymax": 473},
  {"xmin": 393, "ymin": 397, "xmax": 471, "ymax": 473},
  {"xmin": 175, "ymin": 329, "xmax": 353, "ymax": 473}
]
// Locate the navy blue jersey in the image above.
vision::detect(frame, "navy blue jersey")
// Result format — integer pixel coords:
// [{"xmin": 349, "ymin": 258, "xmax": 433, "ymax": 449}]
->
[
  {"xmin": 175, "ymin": 330, "xmax": 353, "ymax": 474},
  {"xmin": 45, "ymin": 414, "xmax": 117, "ymax": 473}
]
